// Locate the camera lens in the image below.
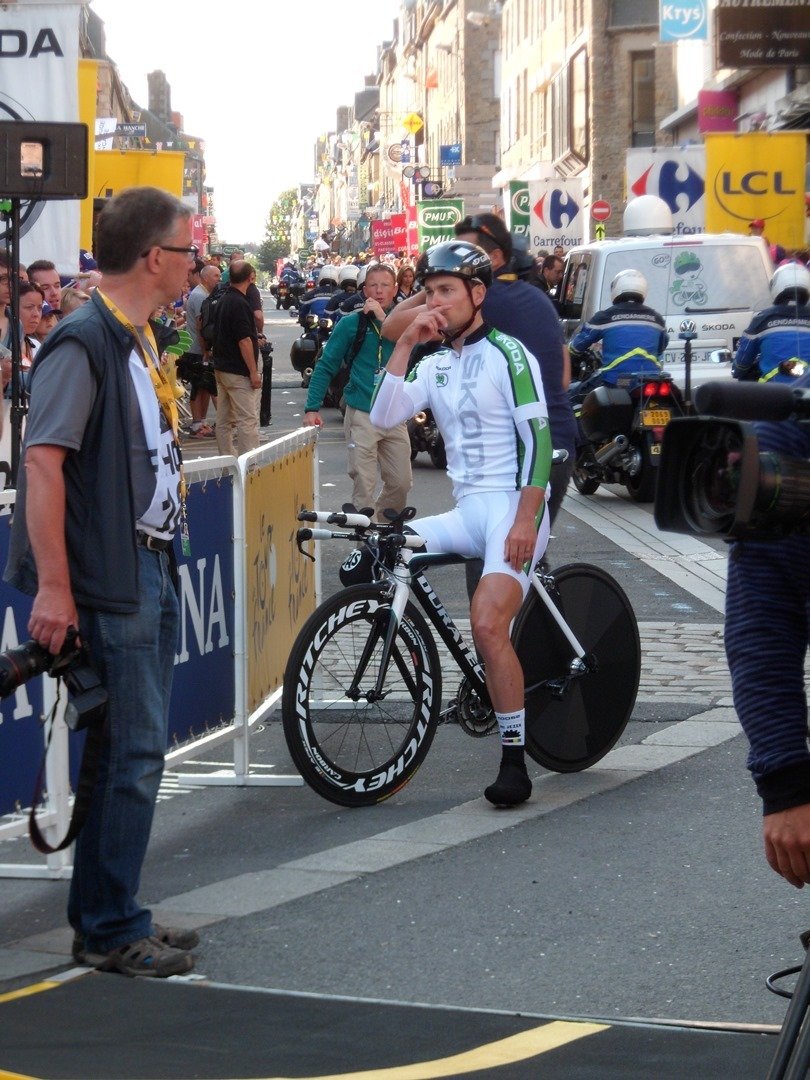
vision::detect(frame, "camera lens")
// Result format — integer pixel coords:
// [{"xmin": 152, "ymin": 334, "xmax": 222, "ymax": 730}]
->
[
  {"xmin": 682, "ymin": 426, "xmax": 743, "ymax": 535},
  {"xmin": 0, "ymin": 640, "xmax": 53, "ymax": 699}
]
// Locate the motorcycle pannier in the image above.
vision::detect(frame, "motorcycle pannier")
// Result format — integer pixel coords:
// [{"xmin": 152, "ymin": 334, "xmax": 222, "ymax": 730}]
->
[{"xmin": 579, "ymin": 385, "xmax": 634, "ymax": 443}]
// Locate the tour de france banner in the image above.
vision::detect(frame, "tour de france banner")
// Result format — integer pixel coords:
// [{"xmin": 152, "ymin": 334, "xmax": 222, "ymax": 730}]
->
[
  {"xmin": 506, "ymin": 181, "xmax": 530, "ymax": 240},
  {"xmin": 0, "ymin": 1, "xmax": 85, "ymax": 273},
  {"xmin": 704, "ymin": 131, "xmax": 806, "ymax": 250},
  {"xmin": 244, "ymin": 441, "xmax": 316, "ymax": 715},
  {"xmin": 626, "ymin": 146, "xmax": 707, "ymax": 235},
  {"xmin": 416, "ymin": 199, "xmax": 464, "ymax": 251},
  {"xmin": 527, "ymin": 179, "xmax": 585, "ymax": 252}
]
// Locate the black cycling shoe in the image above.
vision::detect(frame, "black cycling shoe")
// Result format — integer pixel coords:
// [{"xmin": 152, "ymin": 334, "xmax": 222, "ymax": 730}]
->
[{"xmin": 484, "ymin": 761, "xmax": 532, "ymax": 807}]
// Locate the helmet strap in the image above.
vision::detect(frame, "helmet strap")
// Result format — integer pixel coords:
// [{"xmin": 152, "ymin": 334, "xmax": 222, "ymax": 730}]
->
[{"xmin": 441, "ymin": 280, "xmax": 482, "ymax": 348}]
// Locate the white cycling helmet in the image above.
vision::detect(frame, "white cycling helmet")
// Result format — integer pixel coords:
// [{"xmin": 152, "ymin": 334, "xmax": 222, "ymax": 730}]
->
[
  {"xmin": 770, "ymin": 262, "xmax": 810, "ymax": 305},
  {"xmin": 338, "ymin": 264, "xmax": 360, "ymax": 286},
  {"xmin": 610, "ymin": 268, "xmax": 648, "ymax": 304},
  {"xmin": 318, "ymin": 265, "xmax": 339, "ymax": 286}
]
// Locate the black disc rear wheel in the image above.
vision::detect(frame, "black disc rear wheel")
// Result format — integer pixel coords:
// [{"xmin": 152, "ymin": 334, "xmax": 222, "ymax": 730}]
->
[
  {"xmin": 282, "ymin": 584, "xmax": 442, "ymax": 806},
  {"xmin": 512, "ymin": 563, "xmax": 640, "ymax": 772}
]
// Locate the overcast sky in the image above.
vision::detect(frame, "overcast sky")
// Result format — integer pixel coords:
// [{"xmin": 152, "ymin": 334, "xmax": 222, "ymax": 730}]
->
[{"xmin": 90, "ymin": 0, "xmax": 400, "ymax": 243}]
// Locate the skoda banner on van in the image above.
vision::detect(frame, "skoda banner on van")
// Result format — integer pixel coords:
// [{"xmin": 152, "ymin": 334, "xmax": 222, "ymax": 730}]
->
[
  {"xmin": 626, "ymin": 147, "xmax": 706, "ymax": 235},
  {"xmin": 507, "ymin": 182, "xmax": 530, "ymax": 239},
  {"xmin": 528, "ymin": 179, "xmax": 584, "ymax": 252},
  {"xmin": 416, "ymin": 199, "xmax": 464, "ymax": 251},
  {"xmin": 704, "ymin": 131, "xmax": 806, "ymax": 250}
]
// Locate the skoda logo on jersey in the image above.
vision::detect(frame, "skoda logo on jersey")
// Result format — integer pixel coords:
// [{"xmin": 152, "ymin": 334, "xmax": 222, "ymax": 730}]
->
[
  {"xmin": 435, "ymin": 372, "xmax": 448, "ymax": 387},
  {"xmin": 660, "ymin": 3, "xmax": 707, "ymax": 42},
  {"xmin": 631, "ymin": 161, "xmax": 704, "ymax": 213},
  {"xmin": 533, "ymin": 189, "xmax": 580, "ymax": 230}
]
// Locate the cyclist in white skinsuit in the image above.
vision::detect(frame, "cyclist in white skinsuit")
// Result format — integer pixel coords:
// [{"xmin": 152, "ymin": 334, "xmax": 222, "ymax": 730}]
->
[{"xmin": 370, "ymin": 241, "xmax": 552, "ymax": 807}]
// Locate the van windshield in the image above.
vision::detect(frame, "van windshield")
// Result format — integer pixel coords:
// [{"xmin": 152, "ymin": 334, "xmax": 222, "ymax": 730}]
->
[{"xmin": 601, "ymin": 243, "xmax": 771, "ymax": 314}]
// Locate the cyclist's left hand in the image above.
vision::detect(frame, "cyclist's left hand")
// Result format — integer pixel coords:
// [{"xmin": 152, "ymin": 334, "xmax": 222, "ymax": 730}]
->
[{"xmin": 764, "ymin": 805, "xmax": 810, "ymax": 888}]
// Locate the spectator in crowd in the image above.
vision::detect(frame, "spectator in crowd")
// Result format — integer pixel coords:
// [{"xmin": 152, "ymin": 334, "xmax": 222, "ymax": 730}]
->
[
  {"xmin": 0, "ymin": 254, "xmax": 13, "ymax": 354},
  {"xmin": 304, "ymin": 263, "xmax": 411, "ymax": 519},
  {"xmin": 34, "ymin": 302, "xmax": 58, "ymax": 345},
  {"xmin": 60, "ymin": 287, "xmax": 91, "ymax": 318},
  {"xmin": 17, "ymin": 282, "xmax": 43, "ymax": 377},
  {"xmin": 183, "ymin": 262, "xmax": 220, "ymax": 437},
  {"xmin": 27, "ymin": 260, "xmax": 62, "ymax": 316},
  {"xmin": 537, "ymin": 255, "xmax": 564, "ymax": 297},
  {"xmin": 211, "ymin": 259, "xmax": 262, "ymax": 456},
  {"xmin": 396, "ymin": 265, "xmax": 418, "ymax": 302}
]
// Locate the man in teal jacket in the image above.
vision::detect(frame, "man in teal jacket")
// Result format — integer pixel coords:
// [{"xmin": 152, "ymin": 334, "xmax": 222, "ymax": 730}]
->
[{"xmin": 303, "ymin": 263, "xmax": 411, "ymax": 519}]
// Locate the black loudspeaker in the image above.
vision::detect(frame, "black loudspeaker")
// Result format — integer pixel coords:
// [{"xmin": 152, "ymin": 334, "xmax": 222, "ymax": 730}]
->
[{"xmin": 0, "ymin": 121, "xmax": 88, "ymax": 200}]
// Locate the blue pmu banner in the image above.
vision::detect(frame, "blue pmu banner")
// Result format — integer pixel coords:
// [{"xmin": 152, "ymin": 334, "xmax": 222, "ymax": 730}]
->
[
  {"xmin": 0, "ymin": 513, "xmax": 47, "ymax": 817},
  {"xmin": 660, "ymin": 1, "xmax": 708, "ymax": 42},
  {"xmin": 169, "ymin": 472, "xmax": 236, "ymax": 747}
]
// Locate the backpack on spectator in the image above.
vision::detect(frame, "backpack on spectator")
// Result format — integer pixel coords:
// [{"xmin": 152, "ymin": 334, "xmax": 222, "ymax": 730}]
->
[{"xmin": 199, "ymin": 282, "xmax": 228, "ymax": 348}]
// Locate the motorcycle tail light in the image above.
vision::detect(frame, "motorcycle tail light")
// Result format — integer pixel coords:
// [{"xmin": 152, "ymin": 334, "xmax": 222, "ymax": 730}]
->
[{"xmin": 644, "ymin": 381, "xmax": 670, "ymax": 397}]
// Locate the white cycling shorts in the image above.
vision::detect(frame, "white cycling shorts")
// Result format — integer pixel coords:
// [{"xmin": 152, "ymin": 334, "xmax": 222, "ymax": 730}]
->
[{"xmin": 414, "ymin": 490, "xmax": 549, "ymax": 598}]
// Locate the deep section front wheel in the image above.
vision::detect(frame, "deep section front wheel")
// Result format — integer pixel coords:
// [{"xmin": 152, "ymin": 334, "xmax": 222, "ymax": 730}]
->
[
  {"xmin": 281, "ymin": 584, "xmax": 442, "ymax": 807},
  {"xmin": 512, "ymin": 563, "xmax": 641, "ymax": 772}
]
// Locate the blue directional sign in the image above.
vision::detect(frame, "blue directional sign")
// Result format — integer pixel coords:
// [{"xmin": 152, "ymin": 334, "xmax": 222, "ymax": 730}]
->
[{"xmin": 440, "ymin": 143, "xmax": 462, "ymax": 166}]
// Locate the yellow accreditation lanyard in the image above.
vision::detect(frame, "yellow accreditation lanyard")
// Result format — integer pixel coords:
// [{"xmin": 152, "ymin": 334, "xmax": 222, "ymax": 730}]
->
[{"xmin": 97, "ymin": 290, "xmax": 190, "ymax": 555}]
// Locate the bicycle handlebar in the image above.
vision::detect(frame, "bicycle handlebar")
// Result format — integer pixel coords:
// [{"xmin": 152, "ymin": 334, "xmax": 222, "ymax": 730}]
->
[{"xmin": 299, "ymin": 510, "xmax": 374, "ymax": 529}]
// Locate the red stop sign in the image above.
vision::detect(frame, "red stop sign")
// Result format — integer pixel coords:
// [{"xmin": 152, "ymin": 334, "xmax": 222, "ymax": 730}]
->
[{"xmin": 591, "ymin": 200, "xmax": 611, "ymax": 222}]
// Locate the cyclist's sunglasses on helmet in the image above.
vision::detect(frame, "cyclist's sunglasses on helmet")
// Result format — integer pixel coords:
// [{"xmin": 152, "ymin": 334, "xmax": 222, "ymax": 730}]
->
[{"xmin": 456, "ymin": 216, "xmax": 501, "ymax": 245}]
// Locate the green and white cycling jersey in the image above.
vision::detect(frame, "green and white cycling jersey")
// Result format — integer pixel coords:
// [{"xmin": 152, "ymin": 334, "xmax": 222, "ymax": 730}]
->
[{"xmin": 370, "ymin": 324, "xmax": 552, "ymax": 500}]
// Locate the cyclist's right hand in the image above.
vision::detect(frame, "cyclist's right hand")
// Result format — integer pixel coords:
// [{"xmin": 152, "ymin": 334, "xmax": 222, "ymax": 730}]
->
[
  {"xmin": 401, "ymin": 308, "xmax": 448, "ymax": 348},
  {"xmin": 303, "ymin": 410, "xmax": 323, "ymax": 428}
]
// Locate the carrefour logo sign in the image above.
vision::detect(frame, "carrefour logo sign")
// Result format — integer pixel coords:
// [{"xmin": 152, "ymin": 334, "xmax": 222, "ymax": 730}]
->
[{"xmin": 659, "ymin": 2, "xmax": 707, "ymax": 42}]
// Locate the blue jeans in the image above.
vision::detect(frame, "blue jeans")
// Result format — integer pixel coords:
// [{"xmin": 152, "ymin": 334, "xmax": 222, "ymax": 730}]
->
[{"xmin": 68, "ymin": 547, "xmax": 179, "ymax": 952}]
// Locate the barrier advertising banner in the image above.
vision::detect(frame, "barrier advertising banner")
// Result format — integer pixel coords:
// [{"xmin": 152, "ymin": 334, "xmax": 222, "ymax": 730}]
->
[
  {"xmin": 704, "ymin": 132, "xmax": 806, "ymax": 249},
  {"xmin": 169, "ymin": 474, "xmax": 236, "ymax": 747},
  {"xmin": 0, "ymin": 1, "xmax": 85, "ymax": 273},
  {"xmin": 527, "ymin": 179, "xmax": 584, "ymax": 251},
  {"xmin": 416, "ymin": 199, "xmax": 464, "ymax": 251},
  {"xmin": 626, "ymin": 146, "xmax": 707, "ymax": 235},
  {"xmin": 244, "ymin": 441, "xmax": 316, "ymax": 714},
  {"xmin": 371, "ymin": 214, "xmax": 407, "ymax": 257}
]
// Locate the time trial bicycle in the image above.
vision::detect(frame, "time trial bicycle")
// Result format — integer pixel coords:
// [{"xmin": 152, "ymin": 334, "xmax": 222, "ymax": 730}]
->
[{"xmin": 281, "ymin": 505, "xmax": 641, "ymax": 808}]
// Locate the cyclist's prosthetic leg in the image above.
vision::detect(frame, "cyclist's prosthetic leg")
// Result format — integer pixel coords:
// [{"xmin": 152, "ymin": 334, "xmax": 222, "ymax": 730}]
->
[{"xmin": 485, "ymin": 709, "xmax": 532, "ymax": 807}]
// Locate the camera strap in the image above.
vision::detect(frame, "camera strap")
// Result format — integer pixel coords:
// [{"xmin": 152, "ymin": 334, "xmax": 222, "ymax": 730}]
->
[{"xmin": 28, "ymin": 690, "xmax": 105, "ymax": 855}]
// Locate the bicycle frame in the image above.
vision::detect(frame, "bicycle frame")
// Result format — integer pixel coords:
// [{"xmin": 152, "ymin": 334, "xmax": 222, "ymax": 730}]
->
[{"xmin": 370, "ymin": 550, "xmax": 591, "ymax": 706}]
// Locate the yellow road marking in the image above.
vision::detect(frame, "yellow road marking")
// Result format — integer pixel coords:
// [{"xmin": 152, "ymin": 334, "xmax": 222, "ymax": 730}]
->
[
  {"xmin": 264, "ymin": 1020, "xmax": 609, "ymax": 1079},
  {"xmin": 0, "ymin": 1072, "xmax": 41, "ymax": 1080},
  {"xmin": 0, "ymin": 981, "xmax": 60, "ymax": 1005}
]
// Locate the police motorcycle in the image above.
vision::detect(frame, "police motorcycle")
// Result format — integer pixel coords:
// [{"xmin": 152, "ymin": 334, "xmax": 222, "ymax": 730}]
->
[
  {"xmin": 290, "ymin": 266, "xmax": 339, "ymax": 387},
  {"xmin": 569, "ymin": 348, "xmax": 685, "ymax": 503}
]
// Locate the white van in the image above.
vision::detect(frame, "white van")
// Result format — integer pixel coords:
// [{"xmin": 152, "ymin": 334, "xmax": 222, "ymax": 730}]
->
[{"xmin": 557, "ymin": 233, "xmax": 773, "ymax": 385}]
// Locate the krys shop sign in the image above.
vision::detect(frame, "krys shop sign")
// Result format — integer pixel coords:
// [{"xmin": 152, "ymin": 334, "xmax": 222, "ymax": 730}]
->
[
  {"xmin": 705, "ymin": 131, "xmax": 806, "ymax": 249},
  {"xmin": 416, "ymin": 200, "xmax": 464, "ymax": 250}
]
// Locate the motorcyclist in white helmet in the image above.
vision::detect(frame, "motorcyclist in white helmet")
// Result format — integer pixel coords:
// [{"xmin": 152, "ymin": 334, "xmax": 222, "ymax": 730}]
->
[
  {"xmin": 568, "ymin": 268, "xmax": 668, "ymax": 388},
  {"xmin": 733, "ymin": 262, "xmax": 810, "ymax": 384}
]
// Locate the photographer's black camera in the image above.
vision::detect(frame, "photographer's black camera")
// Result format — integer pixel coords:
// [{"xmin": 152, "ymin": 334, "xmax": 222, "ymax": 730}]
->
[
  {"xmin": 0, "ymin": 628, "xmax": 107, "ymax": 730},
  {"xmin": 654, "ymin": 381, "xmax": 810, "ymax": 541}
]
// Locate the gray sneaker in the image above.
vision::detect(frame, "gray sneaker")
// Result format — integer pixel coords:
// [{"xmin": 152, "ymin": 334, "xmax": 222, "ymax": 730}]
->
[
  {"xmin": 82, "ymin": 935, "xmax": 195, "ymax": 978},
  {"xmin": 73, "ymin": 923, "xmax": 199, "ymax": 967}
]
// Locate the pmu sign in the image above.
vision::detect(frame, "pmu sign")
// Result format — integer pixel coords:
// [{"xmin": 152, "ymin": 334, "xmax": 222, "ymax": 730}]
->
[
  {"xmin": 626, "ymin": 146, "xmax": 706, "ymax": 234},
  {"xmin": 507, "ymin": 181, "xmax": 530, "ymax": 238},
  {"xmin": 416, "ymin": 199, "xmax": 464, "ymax": 251},
  {"xmin": 527, "ymin": 178, "xmax": 584, "ymax": 251},
  {"xmin": 705, "ymin": 132, "xmax": 806, "ymax": 249}
]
